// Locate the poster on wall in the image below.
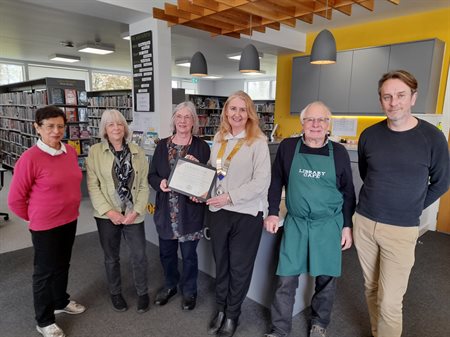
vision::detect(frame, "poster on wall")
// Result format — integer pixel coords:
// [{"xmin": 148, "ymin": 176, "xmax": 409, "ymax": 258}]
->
[{"xmin": 131, "ymin": 30, "xmax": 154, "ymax": 112}]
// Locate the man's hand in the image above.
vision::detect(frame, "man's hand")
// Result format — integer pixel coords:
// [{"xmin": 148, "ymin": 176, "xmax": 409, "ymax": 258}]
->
[
  {"xmin": 122, "ymin": 210, "xmax": 138, "ymax": 225},
  {"xmin": 264, "ymin": 215, "xmax": 280, "ymax": 234},
  {"xmin": 341, "ymin": 227, "xmax": 353, "ymax": 250},
  {"xmin": 106, "ymin": 210, "xmax": 126, "ymax": 225}
]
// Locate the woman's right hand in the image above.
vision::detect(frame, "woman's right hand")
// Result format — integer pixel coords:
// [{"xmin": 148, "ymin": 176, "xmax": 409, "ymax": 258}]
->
[
  {"xmin": 160, "ymin": 178, "xmax": 171, "ymax": 192},
  {"xmin": 106, "ymin": 210, "xmax": 126, "ymax": 225}
]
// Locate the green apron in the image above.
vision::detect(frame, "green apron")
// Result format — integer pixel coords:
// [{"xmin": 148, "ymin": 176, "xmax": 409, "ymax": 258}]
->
[{"xmin": 276, "ymin": 140, "xmax": 344, "ymax": 277}]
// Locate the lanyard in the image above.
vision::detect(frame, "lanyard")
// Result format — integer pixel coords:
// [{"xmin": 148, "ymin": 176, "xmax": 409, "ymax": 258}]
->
[{"xmin": 216, "ymin": 139, "xmax": 244, "ymax": 180}]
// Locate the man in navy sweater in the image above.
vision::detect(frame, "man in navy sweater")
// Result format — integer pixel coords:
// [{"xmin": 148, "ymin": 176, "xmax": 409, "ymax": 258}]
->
[{"xmin": 354, "ymin": 70, "xmax": 449, "ymax": 337}]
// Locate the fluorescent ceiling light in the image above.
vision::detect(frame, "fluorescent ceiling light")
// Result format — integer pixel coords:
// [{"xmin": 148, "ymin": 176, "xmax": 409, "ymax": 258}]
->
[
  {"xmin": 78, "ymin": 43, "xmax": 115, "ymax": 55},
  {"xmin": 227, "ymin": 51, "xmax": 264, "ymax": 61},
  {"xmin": 121, "ymin": 32, "xmax": 130, "ymax": 40},
  {"xmin": 175, "ymin": 58, "xmax": 191, "ymax": 67},
  {"xmin": 242, "ymin": 70, "xmax": 266, "ymax": 76},
  {"xmin": 49, "ymin": 54, "xmax": 80, "ymax": 63},
  {"xmin": 203, "ymin": 75, "xmax": 223, "ymax": 79}
]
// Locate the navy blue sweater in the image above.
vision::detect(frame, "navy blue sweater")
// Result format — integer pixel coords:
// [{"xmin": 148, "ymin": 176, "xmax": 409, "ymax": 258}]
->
[
  {"xmin": 268, "ymin": 137, "xmax": 356, "ymax": 228},
  {"xmin": 357, "ymin": 119, "xmax": 449, "ymax": 226}
]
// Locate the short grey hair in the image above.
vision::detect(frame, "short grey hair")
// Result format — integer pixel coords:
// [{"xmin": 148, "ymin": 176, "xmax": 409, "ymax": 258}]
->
[
  {"xmin": 99, "ymin": 109, "xmax": 131, "ymax": 142},
  {"xmin": 299, "ymin": 101, "xmax": 332, "ymax": 124},
  {"xmin": 170, "ymin": 101, "xmax": 199, "ymax": 135}
]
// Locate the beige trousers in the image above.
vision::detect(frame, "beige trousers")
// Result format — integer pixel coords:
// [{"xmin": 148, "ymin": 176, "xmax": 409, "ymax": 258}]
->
[{"xmin": 353, "ymin": 213, "xmax": 419, "ymax": 337}]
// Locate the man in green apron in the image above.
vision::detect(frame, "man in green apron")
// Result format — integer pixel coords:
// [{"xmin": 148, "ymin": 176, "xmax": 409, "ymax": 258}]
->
[{"xmin": 263, "ymin": 102, "xmax": 356, "ymax": 337}]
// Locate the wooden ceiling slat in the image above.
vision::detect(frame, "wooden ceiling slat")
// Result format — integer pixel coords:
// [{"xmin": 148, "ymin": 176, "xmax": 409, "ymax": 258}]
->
[{"xmin": 153, "ymin": 0, "xmax": 399, "ymax": 38}]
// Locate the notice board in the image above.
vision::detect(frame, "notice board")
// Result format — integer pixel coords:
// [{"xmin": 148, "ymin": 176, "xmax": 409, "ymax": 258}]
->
[{"xmin": 131, "ymin": 30, "xmax": 155, "ymax": 112}]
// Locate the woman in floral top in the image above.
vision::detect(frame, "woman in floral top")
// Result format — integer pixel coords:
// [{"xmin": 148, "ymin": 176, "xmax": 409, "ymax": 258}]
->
[{"xmin": 148, "ymin": 101, "xmax": 210, "ymax": 311}]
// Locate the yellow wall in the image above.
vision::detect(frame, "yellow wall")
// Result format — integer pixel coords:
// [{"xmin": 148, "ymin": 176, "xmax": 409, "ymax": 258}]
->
[{"xmin": 274, "ymin": 8, "xmax": 450, "ymax": 138}]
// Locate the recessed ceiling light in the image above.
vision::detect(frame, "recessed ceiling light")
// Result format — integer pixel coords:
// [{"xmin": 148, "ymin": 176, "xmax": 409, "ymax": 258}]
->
[
  {"xmin": 49, "ymin": 54, "xmax": 80, "ymax": 63},
  {"xmin": 78, "ymin": 43, "xmax": 115, "ymax": 55},
  {"xmin": 175, "ymin": 58, "xmax": 191, "ymax": 67},
  {"xmin": 203, "ymin": 75, "xmax": 223, "ymax": 79},
  {"xmin": 121, "ymin": 32, "xmax": 130, "ymax": 40},
  {"xmin": 227, "ymin": 51, "xmax": 264, "ymax": 61}
]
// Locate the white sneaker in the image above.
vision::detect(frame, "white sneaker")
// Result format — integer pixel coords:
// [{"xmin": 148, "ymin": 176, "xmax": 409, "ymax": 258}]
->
[
  {"xmin": 36, "ymin": 323, "xmax": 66, "ymax": 337},
  {"xmin": 54, "ymin": 300, "xmax": 86, "ymax": 315}
]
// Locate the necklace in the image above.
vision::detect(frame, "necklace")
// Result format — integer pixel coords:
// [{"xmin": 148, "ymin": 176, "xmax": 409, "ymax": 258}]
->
[{"xmin": 215, "ymin": 139, "xmax": 244, "ymax": 195}]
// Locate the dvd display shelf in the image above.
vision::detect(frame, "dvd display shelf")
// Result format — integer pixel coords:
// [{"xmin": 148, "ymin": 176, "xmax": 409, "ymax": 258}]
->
[
  {"xmin": 0, "ymin": 78, "xmax": 89, "ymax": 170},
  {"xmin": 87, "ymin": 89, "xmax": 133, "ymax": 144},
  {"xmin": 187, "ymin": 94, "xmax": 227, "ymax": 140}
]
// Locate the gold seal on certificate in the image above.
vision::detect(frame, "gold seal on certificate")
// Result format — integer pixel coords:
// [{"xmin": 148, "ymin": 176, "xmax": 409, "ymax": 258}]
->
[{"xmin": 168, "ymin": 157, "xmax": 217, "ymax": 201}]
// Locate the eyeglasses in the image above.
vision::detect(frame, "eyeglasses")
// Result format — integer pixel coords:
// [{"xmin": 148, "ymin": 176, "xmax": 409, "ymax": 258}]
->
[
  {"xmin": 106, "ymin": 122, "xmax": 125, "ymax": 128},
  {"xmin": 174, "ymin": 115, "xmax": 192, "ymax": 121},
  {"xmin": 381, "ymin": 91, "xmax": 415, "ymax": 103},
  {"xmin": 302, "ymin": 117, "xmax": 330, "ymax": 125},
  {"xmin": 40, "ymin": 123, "xmax": 65, "ymax": 131}
]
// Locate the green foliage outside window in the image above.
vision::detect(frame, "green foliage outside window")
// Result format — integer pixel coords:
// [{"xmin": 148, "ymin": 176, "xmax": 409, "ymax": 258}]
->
[{"xmin": 91, "ymin": 72, "xmax": 132, "ymax": 91}]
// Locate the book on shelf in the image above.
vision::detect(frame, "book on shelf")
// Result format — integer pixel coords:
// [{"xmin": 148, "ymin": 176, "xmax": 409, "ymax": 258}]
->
[
  {"xmin": 50, "ymin": 88, "xmax": 65, "ymax": 105},
  {"xmin": 68, "ymin": 125, "xmax": 80, "ymax": 139},
  {"xmin": 78, "ymin": 108, "xmax": 88, "ymax": 122},
  {"xmin": 64, "ymin": 88, "xmax": 78, "ymax": 105},
  {"xmin": 131, "ymin": 130, "xmax": 144, "ymax": 146},
  {"xmin": 81, "ymin": 140, "xmax": 91, "ymax": 155},
  {"xmin": 77, "ymin": 157, "xmax": 86, "ymax": 170},
  {"xmin": 67, "ymin": 139, "xmax": 81, "ymax": 155},
  {"xmin": 77, "ymin": 91, "xmax": 88, "ymax": 105},
  {"xmin": 65, "ymin": 107, "xmax": 77, "ymax": 122},
  {"xmin": 142, "ymin": 131, "xmax": 159, "ymax": 151},
  {"xmin": 79, "ymin": 125, "xmax": 90, "ymax": 139}
]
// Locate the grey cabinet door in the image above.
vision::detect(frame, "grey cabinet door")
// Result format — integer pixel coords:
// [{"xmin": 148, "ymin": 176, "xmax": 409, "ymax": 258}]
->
[
  {"xmin": 318, "ymin": 51, "xmax": 353, "ymax": 113},
  {"xmin": 388, "ymin": 40, "xmax": 435, "ymax": 113},
  {"xmin": 290, "ymin": 56, "xmax": 320, "ymax": 114},
  {"xmin": 349, "ymin": 46, "xmax": 390, "ymax": 114}
]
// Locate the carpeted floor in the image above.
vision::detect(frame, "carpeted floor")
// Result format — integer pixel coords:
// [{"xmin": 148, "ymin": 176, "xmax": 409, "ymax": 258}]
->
[{"xmin": 0, "ymin": 230, "xmax": 449, "ymax": 337}]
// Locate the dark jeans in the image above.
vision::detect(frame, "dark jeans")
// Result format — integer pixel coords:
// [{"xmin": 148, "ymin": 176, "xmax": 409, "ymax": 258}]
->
[
  {"xmin": 158, "ymin": 237, "xmax": 199, "ymax": 296},
  {"xmin": 209, "ymin": 209, "xmax": 263, "ymax": 320},
  {"xmin": 30, "ymin": 220, "xmax": 77, "ymax": 327},
  {"xmin": 270, "ymin": 275, "xmax": 337, "ymax": 336},
  {"xmin": 95, "ymin": 218, "xmax": 148, "ymax": 296}
]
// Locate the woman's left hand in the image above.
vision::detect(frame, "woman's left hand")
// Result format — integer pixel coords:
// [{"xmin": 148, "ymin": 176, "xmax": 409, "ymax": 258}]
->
[
  {"xmin": 185, "ymin": 154, "xmax": 199, "ymax": 162},
  {"xmin": 206, "ymin": 193, "xmax": 230, "ymax": 208},
  {"xmin": 122, "ymin": 211, "xmax": 138, "ymax": 225}
]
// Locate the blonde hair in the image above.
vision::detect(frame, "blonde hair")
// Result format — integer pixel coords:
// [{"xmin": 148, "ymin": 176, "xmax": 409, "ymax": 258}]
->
[
  {"xmin": 216, "ymin": 90, "xmax": 265, "ymax": 144},
  {"xmin": 99, "ymin": 109, "xmax": 130, "ymax": 142}
]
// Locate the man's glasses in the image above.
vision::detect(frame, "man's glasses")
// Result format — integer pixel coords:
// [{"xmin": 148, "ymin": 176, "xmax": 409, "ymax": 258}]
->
[
  {"xmin": 302, "ymin": 117, "xmax": 330, "ymax": 125},
  {"xmin": 40, "ymin": 123, "xmax": 65, "ymax": 131}
]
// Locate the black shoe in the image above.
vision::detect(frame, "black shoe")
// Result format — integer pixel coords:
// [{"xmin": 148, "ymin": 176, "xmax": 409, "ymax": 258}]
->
[
  {"xmin": 181, "ymin": 295, "xmax": 196, "ymax": 310},
  {"xmin": 154, "ymin": 287, "xmax": 177, "ymax": 305},
  {"xmin": 207, "ymin": 311, "xmax": 225, "ymax": 335},
  {"xmin": 218, "ymin": 318, "xmax": 238, "ymax": 337},
  {"xmin": 137, "ymin": 294, "xmax": 150, "ymax": 313},
  {"xmin": 111, "ymin": 294, "xmax": 127, "ymax": 312}
]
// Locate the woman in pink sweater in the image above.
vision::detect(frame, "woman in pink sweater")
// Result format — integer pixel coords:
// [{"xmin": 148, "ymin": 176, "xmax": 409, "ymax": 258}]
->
[{"xmin": 8, "ymin": 105, "xmax": 86, "ymax": 337}]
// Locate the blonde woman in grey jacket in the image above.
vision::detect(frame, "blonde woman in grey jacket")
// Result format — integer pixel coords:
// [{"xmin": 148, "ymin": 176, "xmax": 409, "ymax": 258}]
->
[{"xmin": 86, "ymin": 109, "xmax": 150, "ymax": 314}]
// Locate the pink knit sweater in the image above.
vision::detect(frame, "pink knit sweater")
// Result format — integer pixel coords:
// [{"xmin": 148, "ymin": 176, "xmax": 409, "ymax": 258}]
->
[{"xmin": 8, "ymin": 145, "xmax": 82, "ymax": 231}]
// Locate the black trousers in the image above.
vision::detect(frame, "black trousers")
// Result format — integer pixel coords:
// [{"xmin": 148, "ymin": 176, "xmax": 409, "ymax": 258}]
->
[
  {"xmin": 270, "ymin": 275, "xmax": 337, "ymax": 336},
  {"xmin": 209, "ymin": 209, "xmax": 263, "ymax": 320},
  {"xmin": 158, "ymin": 237, "xmax": 199, "ymax": 296},
  {"xmin": 30, "ymin": 220, "xmax": 77, "ymax": 327}
]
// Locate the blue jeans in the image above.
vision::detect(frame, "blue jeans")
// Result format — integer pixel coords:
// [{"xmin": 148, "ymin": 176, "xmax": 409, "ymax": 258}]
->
[
  {"xmin": 158, "ymin": 237, "xmax": 199, "ymax": 296},
  {"xmin": 270, "ymin": 275, "xmax": 337, "ymax": 336},
  {"xmin": 95, "ymin": 218, "xmax": 148, "ymax": 296}
]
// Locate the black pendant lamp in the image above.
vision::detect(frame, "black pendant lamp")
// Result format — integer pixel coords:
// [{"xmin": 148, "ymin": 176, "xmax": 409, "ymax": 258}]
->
[
  {"xmin": 310, "ymin": 29, "xmax": 337, "ymax": 65},
  {"xmin": 239, "ymin": 44, "xmax": 260, "ymax": 73},
  {"xmin": 190, "ymin": 51, "xmax": 208, "ymax": 77}
]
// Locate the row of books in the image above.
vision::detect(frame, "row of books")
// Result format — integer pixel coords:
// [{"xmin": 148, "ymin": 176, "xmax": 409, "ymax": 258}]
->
[
  {"xmin": 0, "ymin": 105, "xmax": 35, "ymax": 120},
  {"xmin": 88, "ymin": 107, "xmax": 133, "ymax": 120},
  {"xmin": 198, "ymin": 115, "xmax": 220, "ymax": 127},
  {"xmin": 65, "ymin": 125, "xmax": 90, "ymax": 140},
  {"xmin": 87, "ymin": 95, "xmax": 132, "ymax": 108},
  {"xmin": 255, "ymin": 102, "xmax": 275, "ymax": 113},
  {"xmin": 258, "ymin": 113, "xmax": 274, "ymax": 123},
  {"xmin": 49, "ymin": 88, "xmax": 87, "ymax": 106},
  {"xmin": 0, "ymin": 90, "xmax": 47, "ymax": 106},
  {"xmin": 67, "ymin": 139, "xmax": 91, "ymax": 155},
  {"xmin": 190, "ymin": 96, "xmax": 223, "ymax": 110},
  {"xmin": 64, "ymin": 107, "xmax": 88, "ymax": 122}
]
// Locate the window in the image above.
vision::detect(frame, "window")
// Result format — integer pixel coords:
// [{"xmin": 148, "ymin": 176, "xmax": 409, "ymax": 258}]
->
[
  {"xmin": 172, "ymin": 78, "xmax": 197, "ymax": 94},
  {"xmin": 245, "ymin": 79, "xmax": 276, "ymax": 100},
  {"xmin": 0, "ymin": 63, "xmax": 24, "ymax": 85},
  {"xmin": 91, "ymin": 72, "xmax": 132, "ymax": 91}
]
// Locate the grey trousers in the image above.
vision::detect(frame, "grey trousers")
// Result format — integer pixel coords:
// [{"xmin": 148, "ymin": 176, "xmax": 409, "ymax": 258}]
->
[
  {"xmin": 270, "ymin": 275, "xmax": 337, "ymax": 336},
  {"xmin": 96, "ymin": 218, "xmax": 148, "ymax": 296}
]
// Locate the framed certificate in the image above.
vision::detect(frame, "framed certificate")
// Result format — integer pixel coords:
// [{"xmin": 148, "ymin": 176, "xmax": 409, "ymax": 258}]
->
[{"xmin": 168, "ymin": 157, "xmax": 216, "ymax": 201}]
